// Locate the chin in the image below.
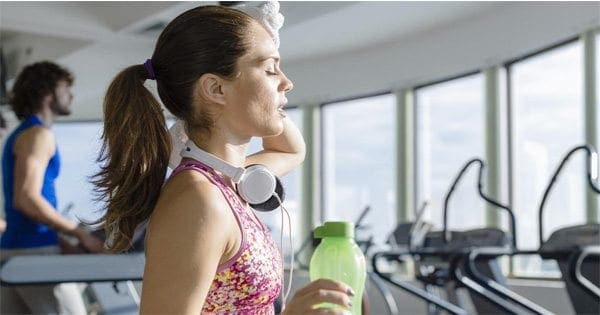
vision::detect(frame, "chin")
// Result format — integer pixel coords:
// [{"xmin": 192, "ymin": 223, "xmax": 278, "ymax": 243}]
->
[
  {"xmin": 262, "ymin": 121, "xmax": 285, "ymax": 137},
  {"xmin": 54, "ymin": 108, "xmax": 72, "ymax": 116}
]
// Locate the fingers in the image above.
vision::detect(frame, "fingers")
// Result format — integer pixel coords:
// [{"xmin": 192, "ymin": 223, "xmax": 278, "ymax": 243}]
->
[
  {"xmin": 283, "ymin": 279, "xmax": 355, "ymax": 314},
  {"xmin": 313, "ymin": 308, "xmax": 351, "ymax": 315},
  {"xmin": 288, "ymin": 305, "xmax": 350, "ymax": 315},
  {"xmin": 295, "ymin": 278, "xmax": 355, "ymax": 298},
  {"xmin": 306, "ymin": 289, "xmax": 352, "ymax": 309}
]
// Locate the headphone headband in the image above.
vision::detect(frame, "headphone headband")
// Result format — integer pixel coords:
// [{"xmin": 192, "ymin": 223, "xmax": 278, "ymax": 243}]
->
[{"xmin": 180, "ymin": 140, "xmax": 246, "ymax": 183}]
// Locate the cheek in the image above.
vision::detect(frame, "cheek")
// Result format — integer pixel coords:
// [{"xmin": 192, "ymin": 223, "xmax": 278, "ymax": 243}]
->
[
  {"xmin": 58, "ymin": 91, "xmax": 70, "ymax": 104},
  {"xmin": 248, "ymin": 82, "xmax": 275, "ymax": 109}
]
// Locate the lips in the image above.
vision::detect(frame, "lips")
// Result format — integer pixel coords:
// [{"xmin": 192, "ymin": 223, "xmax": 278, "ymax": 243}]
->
[{"xmin": 277, "ymin": 104, "xmax": 287, "ymax": 117}]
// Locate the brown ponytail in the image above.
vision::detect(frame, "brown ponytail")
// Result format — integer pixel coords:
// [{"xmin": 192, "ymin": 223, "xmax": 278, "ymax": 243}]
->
[
  {"xmin": 93, "ymin": 5, "xmax": 254, "ymax": 252},
  {"xmin": 93, "ymin": 65, "xmax": 170, "ymax": 252}
]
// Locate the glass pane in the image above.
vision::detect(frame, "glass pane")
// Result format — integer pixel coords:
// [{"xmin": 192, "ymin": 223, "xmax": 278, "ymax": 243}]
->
[
  {"xmin": 512, "ymin": 41, "xmax": 584, "ymax": 276},
  {"xmin": 416, "ymin": 74, "xmax": 486, "ymax": 231},
  {"xmin": 322, "ymin": 94, "xmax": 396, "ymax": 244},
  {"xmin": 54, "ymin": 122, "xmax": 104, "ymax": 223},
  {"xmin": 249, "ymin": 109, "xmax": 304, "ymax": 256}
]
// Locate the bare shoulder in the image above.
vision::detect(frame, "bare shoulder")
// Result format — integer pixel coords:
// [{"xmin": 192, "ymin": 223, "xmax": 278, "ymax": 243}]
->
[
  {"xmin": 145, "ymin": 170, "xmax": 234, "ymax": 256},
  {"xmin": 141, "ymin": 170, "xmax": 236, "ymax": 313},
  {"xmin": 153, "ymin": 170, "xmax": 230, "ymax": 224},
  {"xmin": 14, "ymin": 126, "xmax": 55, "ymax": 157}
]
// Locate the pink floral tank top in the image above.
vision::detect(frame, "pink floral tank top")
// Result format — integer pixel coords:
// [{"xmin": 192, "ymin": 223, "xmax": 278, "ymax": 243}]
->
[{"xmin": 171, "ymin": 161, "xmax": 282, "ymax": 314}]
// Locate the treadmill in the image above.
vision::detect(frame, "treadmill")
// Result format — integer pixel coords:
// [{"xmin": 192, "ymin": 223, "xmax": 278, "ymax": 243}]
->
[
  {"xmin": 421, "ymin": 158, "xmax": 548, "ymax": 315},
  {"xmin": 374, "ymin": 202, "xmax": 468, "ymax": 315},
  {"xmin": 536, "ymin": 145, "xmax": 600, "ymax": 315},
  {"xmin": 374, "ymin": 158, "xmax": 544, "ymax": 314}
]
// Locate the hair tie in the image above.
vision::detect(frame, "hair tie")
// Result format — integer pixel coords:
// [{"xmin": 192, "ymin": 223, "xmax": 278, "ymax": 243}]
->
[{"xmin": 144, "ymin": 59, "xmax": 156, "ymax": 80}]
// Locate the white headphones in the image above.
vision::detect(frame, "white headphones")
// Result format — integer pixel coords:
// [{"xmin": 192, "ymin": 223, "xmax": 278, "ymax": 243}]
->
[{"xmin": 180, "ymin": 140, "xmax": 285, "ymax": 212}]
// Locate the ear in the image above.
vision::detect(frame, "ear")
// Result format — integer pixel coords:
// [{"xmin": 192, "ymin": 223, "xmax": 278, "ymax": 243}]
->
[
  {"xmin": 196, "ymin": 73, "xmax": 227, "ymax": 106},
  {"xmin": 41, "ymin": 93, "xmax": 54, "ymax": 107}
]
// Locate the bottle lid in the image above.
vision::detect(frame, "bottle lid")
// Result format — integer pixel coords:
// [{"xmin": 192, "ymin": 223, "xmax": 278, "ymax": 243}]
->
[{"xmin": 313, "ymin": 221, "xmax": 354, "ymax": 239}]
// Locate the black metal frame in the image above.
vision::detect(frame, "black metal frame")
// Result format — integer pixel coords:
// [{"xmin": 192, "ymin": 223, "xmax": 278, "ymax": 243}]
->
[
  {"xmin": 537, "ymin": 144, "xmax": 600, "ymax": 246},
  {"xmin": 372, "ymin": 251, "xmax": 468, "ymax": 315}
]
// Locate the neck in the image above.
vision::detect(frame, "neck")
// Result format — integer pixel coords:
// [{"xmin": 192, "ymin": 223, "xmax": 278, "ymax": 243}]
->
[
  {"xmin": 187, "ymin": 124, "xmax": 251, "ymax": 180},
  {"xmin": 35, "ymin": 106, "xmax": 55, "ymax": 127}
]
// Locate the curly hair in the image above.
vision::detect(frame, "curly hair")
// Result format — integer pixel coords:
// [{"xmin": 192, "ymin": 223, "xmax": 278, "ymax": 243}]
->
[{"xmin": 9, "ymin": 61, "xmax": 73, "ymax": 120}]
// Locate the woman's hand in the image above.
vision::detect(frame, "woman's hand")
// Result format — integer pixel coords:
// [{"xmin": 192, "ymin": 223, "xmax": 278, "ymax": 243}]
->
[
  {"xmin": 282, "ymin": 279, "xmax": 354, "ymax": 314},
  {"xmin": 246, "ymin": 117, "xmax": 306, "ymax": 177}
]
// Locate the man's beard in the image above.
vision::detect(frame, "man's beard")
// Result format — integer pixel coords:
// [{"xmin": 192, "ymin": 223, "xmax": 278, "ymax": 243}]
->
[{"xmin": 50, "ymin": 96, "xmax": 71, "ymax": 116}]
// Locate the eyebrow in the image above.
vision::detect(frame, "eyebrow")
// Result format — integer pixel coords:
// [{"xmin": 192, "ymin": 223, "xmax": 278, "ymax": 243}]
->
[{"xmin": 258, "ymin": 56, "xmax": 280, "ymax": 63}]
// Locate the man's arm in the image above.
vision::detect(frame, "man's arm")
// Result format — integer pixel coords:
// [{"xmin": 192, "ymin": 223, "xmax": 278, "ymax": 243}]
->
[{"xmin": 13, "ymin": 126, "xmax": 103, "ymax": 251}]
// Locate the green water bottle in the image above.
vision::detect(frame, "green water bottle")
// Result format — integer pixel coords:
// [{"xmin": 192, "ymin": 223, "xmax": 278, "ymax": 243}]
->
[{"xmin": 309, "ymin": 221, "xmax": 367, "ymax": 315}]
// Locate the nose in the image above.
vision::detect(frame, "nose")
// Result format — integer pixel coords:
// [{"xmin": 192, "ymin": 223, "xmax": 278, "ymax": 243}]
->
[{"xmin": 280, "ymin": 72, "xmax": 293, "ymax": 93}]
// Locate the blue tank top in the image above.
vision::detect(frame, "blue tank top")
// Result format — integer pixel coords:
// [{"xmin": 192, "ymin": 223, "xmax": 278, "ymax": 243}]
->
[{"xmin": 1, "ymin": 115, "xmax": 61, "ymax": 248}]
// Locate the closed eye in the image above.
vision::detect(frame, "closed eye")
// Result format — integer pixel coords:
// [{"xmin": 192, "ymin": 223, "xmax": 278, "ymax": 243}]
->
[{"xmin": 266, "ymin": 70, "xmax": 277, "ymax": 75}]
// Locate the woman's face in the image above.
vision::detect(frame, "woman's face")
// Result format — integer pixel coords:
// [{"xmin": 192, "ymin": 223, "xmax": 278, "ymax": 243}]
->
[{"xmin": 221, "ymin": 21, "xmax": 293, "ymax": 138}]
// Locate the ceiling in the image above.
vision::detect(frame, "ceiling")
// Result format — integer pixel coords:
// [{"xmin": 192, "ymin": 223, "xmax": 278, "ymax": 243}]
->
[
  {"xmin": 1, "ymin": 1, "xmax": 499, "ymax": 76},
  {"xmin": 2, "ymin": 1, "xmax": 594, "ymax": 120}
]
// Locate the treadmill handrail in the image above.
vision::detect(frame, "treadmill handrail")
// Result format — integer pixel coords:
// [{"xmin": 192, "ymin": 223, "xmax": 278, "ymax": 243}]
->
[
  {"xmin": 571, "ymin": 245, "xmax": 600, "ymax": 299},
  {"xmin": 538, "ymin": 144, "xmax": 600, "ymax": 247},
  {"xmin": 0, "ymin": 253, "xmax": 145, "ymax": 285},
  {"xmin": 451, "ymin": 255, "xmax": 526, "ymax": 314},
  {"xmin": 367, "ymin": 271, "xmax": 400, "ymax": 315},
  {"xmin": 466, "ymin": 247, "xmax": 554, "ymax": 315},
  {"xmin": 442, "ymin": 158, "xmax": 517, "ymax": 249},
  {"xmin": 408, "ymin": 201, "xmax": 430, "ymax": 251},
  {"xmin": 371, "ymin": 251, "xmax": 468, "ymax": 315}
]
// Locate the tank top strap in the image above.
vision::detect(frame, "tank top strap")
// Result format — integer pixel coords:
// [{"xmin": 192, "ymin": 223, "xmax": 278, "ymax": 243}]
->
[{"xmin": 170, "ymin": 161, "xmax": 247, "ymax": 215}]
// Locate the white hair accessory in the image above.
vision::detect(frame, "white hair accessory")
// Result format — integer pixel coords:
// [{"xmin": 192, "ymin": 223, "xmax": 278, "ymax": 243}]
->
[{"xmin": 236, "ymin": 1, "xmax": 285, "ymax": 48}]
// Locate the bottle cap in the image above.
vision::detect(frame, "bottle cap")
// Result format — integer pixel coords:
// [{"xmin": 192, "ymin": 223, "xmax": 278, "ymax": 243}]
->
[{"xmin": 313, "ymin": 221, "xmax": 354, "ymax": 239}]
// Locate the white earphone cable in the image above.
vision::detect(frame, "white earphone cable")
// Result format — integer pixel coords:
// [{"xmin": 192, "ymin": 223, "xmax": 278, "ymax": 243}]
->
[{"xmin": 274, "ymin": 194, "xmax": 293, "ymax": 311}]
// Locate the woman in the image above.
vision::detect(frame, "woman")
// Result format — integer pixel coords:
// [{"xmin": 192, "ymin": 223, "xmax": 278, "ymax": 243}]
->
[{"xmin": 95, "ymin": 4, "xmax": 354, "ymax": 314}]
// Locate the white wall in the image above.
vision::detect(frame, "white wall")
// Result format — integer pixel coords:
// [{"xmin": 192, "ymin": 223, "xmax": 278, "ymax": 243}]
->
[
  {"xmin": 58, "ymin": 36, "xmax": 156, "ymax": 120},
  {"xmin": 283, "ymin": 3, "xmax": 600, "ymax": 106}
]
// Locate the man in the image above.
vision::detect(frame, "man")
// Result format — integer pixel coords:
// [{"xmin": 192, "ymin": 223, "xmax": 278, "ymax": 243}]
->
[
  {"xmin": 0, "ymin": 112, "xmax": 6, "ymax": 234},
  {"xmin": 1, "ymin": 61, "xmax": 104, "ymax": 314}
]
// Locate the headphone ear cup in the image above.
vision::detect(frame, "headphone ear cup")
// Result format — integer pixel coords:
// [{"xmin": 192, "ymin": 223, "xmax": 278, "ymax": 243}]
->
[
  {"xmin": 251, "ymin": 176, "xmax": 286, "ymax": 212},
  {"xmin": 237, "ymin": 164, "xmax": 277, "ymax": 205}
]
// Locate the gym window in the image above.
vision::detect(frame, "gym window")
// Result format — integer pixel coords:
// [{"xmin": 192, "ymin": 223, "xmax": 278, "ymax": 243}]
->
[
  {"xmin": 321, "ymin": 93, "xmax": 397, "ymax": 244},
  {"xmin": 54, "ymin": 121, "xmax": 104, "ymax": 223},
  {"xmin": 415, "ymin": 73, "xmax": 486, "ymax": 231},
  {"xmin": 509, "ymin": 40, "xmax": 584, "ymax": 277}
]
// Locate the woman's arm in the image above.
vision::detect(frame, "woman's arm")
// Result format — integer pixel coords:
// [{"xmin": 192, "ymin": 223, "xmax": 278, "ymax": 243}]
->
[
  {"xmin": 246, "ymin": 117, "xmax": 305, "ymax": 177},
  {"xmin": 140, "ymin": 173, "xmax": 236, "ymax": 314}
]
